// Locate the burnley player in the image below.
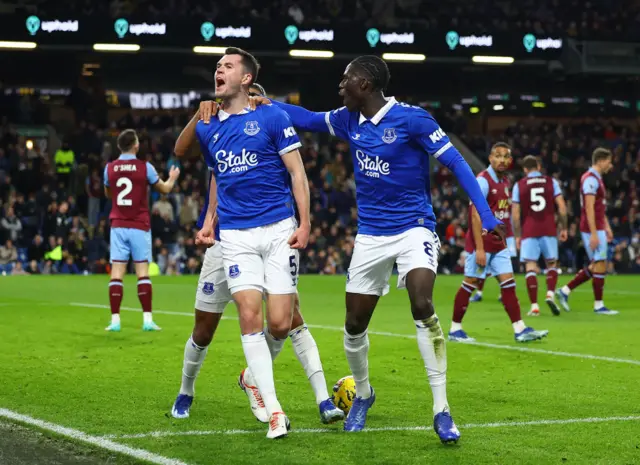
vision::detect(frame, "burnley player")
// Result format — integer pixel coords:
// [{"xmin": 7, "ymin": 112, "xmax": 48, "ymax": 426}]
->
[
  {"xmin": 512, "ymin": 156, "xmax": 567, "ymax": 316},
  {"xmin": 449, "ymin": 143, "xmax": 549, "ymax": 343},
  {"xmin": 170, "ymin": 83, "xmax": 344, "ymax": 426},
  {"xmin": 556, "ymin": 148, "xmax": 618, "ymax": 315},
  {"xmin": 194, "ymin": 48, "xmax": 311, "ymax": 439},
  {"xmin": 103, "ymin": 129, "xmax": 180, "ymax": 331},
  {"xmin": 201, "ymin": 56, "xmax": 505, "ymax": 443}
]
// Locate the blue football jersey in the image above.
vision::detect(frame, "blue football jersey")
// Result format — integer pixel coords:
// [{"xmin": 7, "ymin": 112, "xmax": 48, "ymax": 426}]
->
[
  {"xmin": 325, "ymin": 98, "xmax": 452, "ymax": 235},
  {"xmin": 196, "ymin": 104, "xmax": 302, "ymax": 230}
]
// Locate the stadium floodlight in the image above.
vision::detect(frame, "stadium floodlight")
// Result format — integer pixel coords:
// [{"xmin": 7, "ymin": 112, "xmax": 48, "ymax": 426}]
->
[
  {"xmin": 472, "ymin": 55, "xmax": 514, "ymax": 64},
  {"xmin": 289, "ymin": 49, "xmax": 334, "ymax": 58},
  {"xmin": 93, "ymin": 43, "xmax": 141, "ymax": 52},
  {"xmin": 193, "ymin": 46, "xmax": 227, "ymax": 54},
  {"xmin": 493, "ymin": 104, "xmax": 504, "ymax": 111},
  {"xmin": 0, "ymin": 41, "xmax": 37, "ymax": 49},
  {"xmin": 382, "ymin": 53, "xmax": 426, "ymax": 62}
]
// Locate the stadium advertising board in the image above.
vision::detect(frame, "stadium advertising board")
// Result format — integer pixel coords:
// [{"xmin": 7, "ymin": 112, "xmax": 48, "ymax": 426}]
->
[{"xmin": 0, "ymin": 16, "xmax": 563, "ymax": 58}]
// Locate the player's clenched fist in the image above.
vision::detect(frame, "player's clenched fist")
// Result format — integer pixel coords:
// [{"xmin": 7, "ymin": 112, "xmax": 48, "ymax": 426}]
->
[
  {"xmin": 288, "ymin": 224, "xmax": 310, "ymax": 249},
  {"xmin": 195, "ymin": 226, "xmax": 215, "ymax": 247}
]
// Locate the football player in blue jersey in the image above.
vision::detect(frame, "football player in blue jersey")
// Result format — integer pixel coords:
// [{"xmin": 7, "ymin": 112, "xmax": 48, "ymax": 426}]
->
[
  {"xmin": 200, "ymin": 55, "xmax": 504, "ymax": 443},
  {"xmin": 170, "ymin": 82, "xmax": 344, "ymax": 428},
  {"xmin": 177, "ymin": 48, "xmax": 312, "ymax": 439}
]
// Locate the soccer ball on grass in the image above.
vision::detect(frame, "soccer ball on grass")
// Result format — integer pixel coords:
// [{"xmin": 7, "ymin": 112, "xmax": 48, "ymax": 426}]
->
[{"xmin": 331, "ymin": 375, "xmax": 356, "ymax": 414}]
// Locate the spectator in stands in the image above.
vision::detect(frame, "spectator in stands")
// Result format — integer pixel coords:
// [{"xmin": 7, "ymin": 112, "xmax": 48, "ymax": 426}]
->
[
  {"xmin": 0, "ymin": 239, "xmax": 17, "ymax": 274},
  {"xmin": 11, "ymin": 261, "xmax": 28, "ymax": 275},
  {"xmin": 85, "ymin": 168, "xmax": 103, "ymax": 228},
  {"xmin": 1, "ymin": 206, "xmax": 22, "ymax": 243},
  {"xmin": 55, "ymin": 201, "xmax": 72, "ymax": 244},
  {"xmin": 152, "ymin": 195, "xmax": 174, "ymax": 222},
  {"xmin": 27, "ymin": 260, "xmax": 41, "ymax": 274},
  {"xmin": 54, "ymin": 141, "xmax": 75, "ymax": 190},
  {"xmin": 60, "ymin": 256, "xmax": 81, "ymax": 274},
  {"xmin": 28, "ymin": 234, "xmax": 45, "ymax": 263}
]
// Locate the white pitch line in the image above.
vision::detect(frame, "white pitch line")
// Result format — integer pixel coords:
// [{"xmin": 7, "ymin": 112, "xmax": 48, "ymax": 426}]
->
[
  {"xmin": 104, "ymin": 415, "xmax": 640, "ymax": 440},
  {"xmin": 0, "ymin": 408, "xmax": 191, "ymax": 465},
  {"xmin": 69, "ymin": 302, "xmax": 640, "ymax": 366}
]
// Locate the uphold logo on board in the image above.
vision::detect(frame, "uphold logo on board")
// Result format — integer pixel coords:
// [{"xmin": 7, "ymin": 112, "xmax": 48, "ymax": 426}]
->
[{"xmin": 26, "ymin": 16, "xmax": 78, "ymax": 35}]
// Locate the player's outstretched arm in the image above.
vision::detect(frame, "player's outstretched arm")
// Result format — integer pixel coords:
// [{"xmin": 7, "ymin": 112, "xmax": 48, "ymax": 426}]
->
[
  {"xmin": 282, "ymin": 149, "xmax": 311, "ymax": 249},
  {"xmin": 153, "ymin": 166, "xmax": 180, "ymax": 194},
  {"xmin": 174, "ymin": 110, "xmax": 201, "ymax": 158},
  {"xmin": 269, "ymin": 101, "xmax": 336, "ymax": 134},
  {"xmin": 409, "ymin": 110, "xmax": 502, "ymax": 235}
]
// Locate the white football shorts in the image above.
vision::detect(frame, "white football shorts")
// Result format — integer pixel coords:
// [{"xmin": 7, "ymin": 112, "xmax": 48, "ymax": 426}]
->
[
  {"xmin": 346, "ymin": 227, "xmax": 441, "ymax": 296},
  {"xmin": 194, "ymin": 242, "xmax": 233, "ymax": 313},
  {"xmin": 220, "ymin": 217, "xmax": 299, "ymax": 295}
]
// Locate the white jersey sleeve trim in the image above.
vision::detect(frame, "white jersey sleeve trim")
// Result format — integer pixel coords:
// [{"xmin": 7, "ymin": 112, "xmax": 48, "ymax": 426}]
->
[
  {"xmin": 324, "ymin": 112, "xmax": 336, "ymax": 137},
  {"xmin": 278, "ymin": 142, "xmax": 302, "ymax": 156},
  {"xmin": 433, "ymin": 141, "xmax": 453, "ymax": 159}
]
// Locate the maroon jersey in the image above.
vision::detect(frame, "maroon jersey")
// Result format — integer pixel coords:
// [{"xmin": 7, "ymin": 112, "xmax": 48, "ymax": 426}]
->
[
  {"xmin": 106, "ymin": 157, "xmax": 155, "ymax": 231},
  {"xmin": 516, "ymin": 174, "xmax": 558, "ymax": 238},
  {"xmin": 465, "ymin": 169, "xmax": 510, "ymax": 253},
  {"xmin": 579, "ymin": 169, "xmax": 606, "ymax": 233}
]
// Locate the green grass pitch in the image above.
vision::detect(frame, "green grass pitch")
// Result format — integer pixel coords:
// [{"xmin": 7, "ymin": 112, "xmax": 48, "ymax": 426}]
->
[{"xmin": 0, "ymin": 274, "xmax": 639, "ymax": 465}]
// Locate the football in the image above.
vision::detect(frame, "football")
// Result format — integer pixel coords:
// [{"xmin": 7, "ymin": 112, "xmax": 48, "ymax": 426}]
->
[{"xmin": 331, "ymin": 376, "xmax": 356, "ymax": 414}]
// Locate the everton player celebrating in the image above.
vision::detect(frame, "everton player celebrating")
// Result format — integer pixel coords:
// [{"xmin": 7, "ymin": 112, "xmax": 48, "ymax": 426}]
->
[
  {"xmin": 170, "ymin": 83, "xmax": 344, "ymax": 427},
  {"xmin": 201, "ymin": 56, "xmax": 505, "ymax": 443},
  {"xmin": 192, "ymin": 48, "xmax": 311, "ymax": 439},
  {"xmin": 512, "ymin": 155, "xmax": 568, "ymax": 316},
  {"xmin": 103, "ymin": 129, "xmax": 180, "ymax": 331}
]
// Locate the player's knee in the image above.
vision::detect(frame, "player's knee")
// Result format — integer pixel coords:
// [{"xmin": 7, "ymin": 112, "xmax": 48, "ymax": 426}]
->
[
  {"xmin": 192, "ymin": 326, "xmax": 214, "ymax": 347},
  {"xmin": 463, "ymin": 277, "xmax": 478, "ymax": 287},
  {"xmin": 546, "ymin": 260, "xmax": 557, "ymax": 268},
  {"xmin": 410, "ymin": 294, "xmax": 434, "ymax": 320},
  {"xmin": 344, "ymin": 318, "xmax": 367, "ymax": 336},
  {"xmin": 291, "ymin": 306, "xmax": 304, "ymax": 329}
]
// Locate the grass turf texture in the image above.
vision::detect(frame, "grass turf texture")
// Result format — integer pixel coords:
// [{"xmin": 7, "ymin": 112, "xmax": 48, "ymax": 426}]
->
[{"xmin": 0, "ymin": 274, "xmax": 639, "ymax": 465}]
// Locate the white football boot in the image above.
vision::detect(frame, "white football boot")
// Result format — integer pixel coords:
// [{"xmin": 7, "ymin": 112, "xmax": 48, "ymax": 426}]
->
[
  {"xmin": 266, "ymin": 412, "xmax": 290, "ymax": 439},
  {"xmin": 238, "ymin": 369, "xmax": 269, "ymax": 423}
]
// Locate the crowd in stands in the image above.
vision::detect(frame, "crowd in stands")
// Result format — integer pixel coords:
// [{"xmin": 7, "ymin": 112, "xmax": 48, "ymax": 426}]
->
[
  {"xmin": 1, "ymin": 103, "xmax": 639, "ymax": 277},
  {"xmin": 4, "ymin": 0, "xmax": 640, "ymax": 40}
]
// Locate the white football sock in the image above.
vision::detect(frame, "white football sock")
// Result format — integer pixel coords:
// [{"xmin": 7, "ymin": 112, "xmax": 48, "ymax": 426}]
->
[
  {"xmin": 241, "ymin": 332, "xmax": 282, "ymax": 415},
  {"xmin": 290, "ymin": 325, "xmax": 330, "ymax": 405},
  {"xmin": 415, "ymin": 316, "xmax": 449, "ymax": 416},
  {"xmin": 546, "ymin": 290, "xmax": 554, "ymax": 299},
  {"xmin": 531, "ymin": 303, "xmax": 539, "ymax": 311},
  {"xmin": 512, "ymin": 320, "xmax": 526, "ymax": 333},
  {"xmin": 561, "ymin": 285, "xmax": 571, "ymax": 295},
  {"xmin": 179, "ymin": 336, "xmax": 209, "ymax": 396},
  {"xmin": 143, "ymin": 312, "xmax": 153, "ymax": 324},
  {"xmin": 449, "ymin": 321, "xmax": 462, "ymax": 333},
  {"xmin": 344, "ymin": 329, "xmax": 371, "ymax": 399},
  {"xmin": 265, "ymin": 327, "xmax": 285, "ymax": 361},
  {"xmin": 594, "ymin": 300, "xmax": 604, "ymax": 310},
  {"xmin": 111, "ymin": 314, "xmax": 120, "ymax": 325}
]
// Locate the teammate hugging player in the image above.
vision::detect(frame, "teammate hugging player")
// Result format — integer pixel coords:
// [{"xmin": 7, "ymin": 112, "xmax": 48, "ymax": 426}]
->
[
  {"xmin": 170, "ymin": 81, "xmax": 344, "ymax": 429},
  {"xmin": 556, "ymin": 148, "xmax": 618, "ymax": 315},
  {"xmin": 449, "ymin": 143, "xmax": 549, "ymax": 343},
  {"xmin": 103, "ymin": 129, "xmax": 180, "ymax": 331},
  {"xmin": 201, "ymin": 55, "xmax": 505, "ymax": 443},
  {"xmin": 512, "ymin": 155, "xmax": 567, "ymax": 316}
]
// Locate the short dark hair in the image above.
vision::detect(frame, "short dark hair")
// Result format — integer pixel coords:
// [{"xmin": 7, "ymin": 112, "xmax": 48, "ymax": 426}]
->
[
  {"xmin": 522, "ymin": 155, "xmax": 540, "ymax": 170},
  {"xmin": 249, "ymin": 82, "xmax": 266, "ymax": 96},
  {"xmin": 225, "ymin": 47, "xmax": 260, "ymax": 85},
  {"xmin": 117, "ymin": 129, "xmax": 138, "ymax": 153},
  {"xmin": 592, "ymin": 147, "xmax": 612, "ymax": 164},
  {"xmin": 350, "ymin": 55, "xmax": 390, "ymax": 92},
  {"xmin": 490, "ymin": 141, "xmax": 511, "ymax": 153}
]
